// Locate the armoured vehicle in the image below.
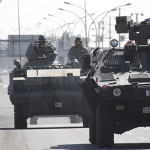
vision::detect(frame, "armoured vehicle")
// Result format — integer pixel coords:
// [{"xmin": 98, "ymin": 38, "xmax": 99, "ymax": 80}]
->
[
  {"xmin": 8, "ymin": 37, "xmax": 90, "ymax": 129},
  {"xmin": 80, "ymin": 16, "xmax": 150, "ymax": 148}
]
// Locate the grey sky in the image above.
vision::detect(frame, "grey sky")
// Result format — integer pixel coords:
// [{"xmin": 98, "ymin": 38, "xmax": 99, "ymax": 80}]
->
[{"xmin": 0, "ymin": 0, "xmax": 149, "ymax": 38}]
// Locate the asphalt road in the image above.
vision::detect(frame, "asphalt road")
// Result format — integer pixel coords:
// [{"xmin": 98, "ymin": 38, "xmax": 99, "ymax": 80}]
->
[{"xmin": 1, "ymin": 57, "xmax": 150, "ymax": 150}]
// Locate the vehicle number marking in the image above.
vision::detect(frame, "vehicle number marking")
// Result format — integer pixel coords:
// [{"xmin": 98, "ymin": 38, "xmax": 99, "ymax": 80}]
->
[
  {"xmin": 146, "ymin": 90, "xmax": 150, "ymax": 96},
  {"xmin": 116, "ymin": 105, "xmax": 124, "ymax": 110},
  {"xmin": 55, "ymin": 102, "xmax": 62, "ymax": 107},
  {"xmin": 143, "ymin": 107, "xmax": 150, "ymax": 113}
]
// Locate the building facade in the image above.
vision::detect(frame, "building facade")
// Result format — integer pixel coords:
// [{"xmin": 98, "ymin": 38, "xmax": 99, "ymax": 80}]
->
[{"xmin": 8, "ymin": 35, "xmax": 40, "ymax": 57}]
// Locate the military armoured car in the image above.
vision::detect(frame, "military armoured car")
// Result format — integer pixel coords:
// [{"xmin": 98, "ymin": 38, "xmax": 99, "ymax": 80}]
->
[
  {"xmin": 80, "ymin": 17, "xmax": 150, "ymax": 148},
  {"xmin": 8, "ymin": 36, "xmax": 90, "ymax": 129}
]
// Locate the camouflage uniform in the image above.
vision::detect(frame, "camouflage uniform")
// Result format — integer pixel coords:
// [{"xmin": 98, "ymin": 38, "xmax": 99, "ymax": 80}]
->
[
  {"xmin": 33, "ymin": 41, "xmax": 55, "ymax": 58},
  {"xmin": 23, "ymin": 35, "xmax": 57, "ymax": 69},
  {"xmin": 68, "ymin": 44, "xmax": 89, "ymax": 65}
]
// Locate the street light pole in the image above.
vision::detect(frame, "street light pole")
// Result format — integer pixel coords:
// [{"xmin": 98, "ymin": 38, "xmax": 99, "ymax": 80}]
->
[
  {"xmin": 36, "ymin": 22, "xmax": 57, "ymax": 37},
  {"xmin": 84, "ymin": 0, "xmax": 88, "ymax": 47},
  {"xmin": 43, "ymin": 17, "xmax": 65, "ymax": 33},
  {"xmin": 98, "ymin": 10, "xmax": 116, "ymax": 48},
  {"xmin": 72, "ymin": 13, "xmax": 95, "ymax": 36},
  {"xmin": 36, "ymin": 23, "xmax": 54, "ymax": 35},
  {"xmin": 98, "ymin": 3, "xmax": 131, "ymax": 49},
  {"xmin": 118, "ymin": 8, "xmax": 121, "ymax": 49},
  {"xmin": 59, "ymin": 8, "xmax": 85, "ymax": 27},
  {"xmin": 59, "ymin": 7, "xmax": 86, "ymax": 40},
  {"xmin": 88, "ymin": 9, "xmax": 116, "ymax": 47},
  {"xmin": 48, "ymin": 14, "xmax": 67, "ymax": 25},
  {"xmin": 64, "ymin": 1, "xmax": 97, "ymax": 47},
  {"xmin": 47, "ymin": 14, "xmax": 72, "ymax": 34}
]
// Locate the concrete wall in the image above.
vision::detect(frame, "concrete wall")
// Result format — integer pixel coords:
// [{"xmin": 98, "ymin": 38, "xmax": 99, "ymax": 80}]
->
[{"xmin": 8, "ymin": 35, "xmax": 40, "ymax": 56}]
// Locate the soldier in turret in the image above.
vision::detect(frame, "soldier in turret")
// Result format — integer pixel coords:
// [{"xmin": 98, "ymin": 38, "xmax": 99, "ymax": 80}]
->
[
  {"xmin": 33, "ymin": 35, "xmax": 56, "ymax": 58},
  {"xmin": 23, "ymin": 35, "xmax": 57, "ymax": 68},
  {"xmin": 68, "ymin": 37, "xmax": 89, "ymax": 66}
]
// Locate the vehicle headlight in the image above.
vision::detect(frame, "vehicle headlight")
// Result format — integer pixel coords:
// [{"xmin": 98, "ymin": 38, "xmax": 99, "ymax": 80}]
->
[
  {"xmin": 110, "ymin": 39, "xmax": 118, "ymax": 48},
  {"xmin": 113, "ymin": 88, "xmax": 121, "ymax": 97}
]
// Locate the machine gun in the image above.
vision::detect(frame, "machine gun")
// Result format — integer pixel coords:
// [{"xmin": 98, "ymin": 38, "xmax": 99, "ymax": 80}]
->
[
  {"xmin": 115, "ymin": 16, "xmax": 150, "ymax": 71},
  {"xmin": 115, "ymin": 16, "xmax": 150, "ymax": 45}
]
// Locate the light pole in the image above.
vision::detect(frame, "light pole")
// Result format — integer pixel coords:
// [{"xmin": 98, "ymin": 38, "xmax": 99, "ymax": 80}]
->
[
  {"xmin": 98, "ymin": 10, "xmax": 116, "ymax": 48},
  {"xmin": 47, "ymin": 14, "xmax": 72, "ymax": 34},
  {"xmin": 59, "ymin": 8, "xmax": 86, "ymax": 36},
  {"xmin": 114, "ymin": 3, "xmax": 132, "ymax": 10},
  {"xmin": 36, "ymin": 23, "xmax": 54, "ymax": 35},
  {"xmin": 36, "ymin": 22, "xmax": 63, "ymax": 46},
  {"xmin": 84, "ymin": 0, "xmax": 87, "ymax": 47},
  {"xmin": 36, "ymin": 22, "xmax": 58, "ymax": 43},
  {"xmin": 98, "ymin": 3, "xmax": 132, "ymax": 49},
  {"xmin": 88, "ymin": 9, "xmax": 116, "ymax": 47},
  {"xmin": 64, "ymin": 1, "xmax": 97, "ymax": 47},
  {"xmin": 43, "ymin": 17, "xmax": 65, "ymax": 33},
  {"xmin": 72, "ymin": 13, "xmax": 95, "ymax": 36},
  {"xmin": 48, "ymin": 14, "xmax": 67, "ymax": 25}
]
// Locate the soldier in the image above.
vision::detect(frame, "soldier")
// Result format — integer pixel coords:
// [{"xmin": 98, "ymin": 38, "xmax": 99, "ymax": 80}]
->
[
  {"xmin": 24, "ymin": 35, "xmax": 57, "ymax": 68},
  {"xmin": 25, "ymin": 35, "xmax": 56, "ymax": 61},
  {"xmin": 33, "ymin": 35, "xmax": 56, "ymax": 58},
  {"xmin": 68, "ymin": 37, "xmax": 89, "ymax": 66}
]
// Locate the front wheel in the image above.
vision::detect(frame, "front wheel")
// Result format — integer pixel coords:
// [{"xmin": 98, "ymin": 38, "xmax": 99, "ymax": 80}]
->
[
  {"xmin": 89, "ymin": 109, "xmax": 96, "ymax": 144},
  {"xmin": 82, "ymin": 114, "xmax": 89, "ymax": 128},
  {"xmin": 96, "ymin": 102, "xmax": 114, "ymax": 148},
  {"xmin": 14, "ymin": 104, "xmax": 28, "ymax": 129},
  {"xmin": 82, "ymin": 103, "xmax": 89, "ymax": 128}
]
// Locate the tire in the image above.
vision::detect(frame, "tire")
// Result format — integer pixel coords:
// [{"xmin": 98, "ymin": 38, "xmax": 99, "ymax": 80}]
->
[
  {"xmin": 89, "ymin": 109, "xmax": 96, "ymax": 144},
  {"xmin": 82, "ymin": 114, "xmax": 89, "ymax": 128},
  {"xmin": 14, "ymin": 104, "xmax": 28, "ymax": 129},
  {"xmin": 82, "ymin": 103, "xmax": 89, "ymax": 128},
  {"xmin": 96, "ymin": 102, "xmax": 114, "ymax": 148}
]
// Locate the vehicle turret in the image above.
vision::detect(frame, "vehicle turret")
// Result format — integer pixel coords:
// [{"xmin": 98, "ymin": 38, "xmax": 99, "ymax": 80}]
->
[{"xmin": 23, "ymin": 37, "xmax": 57, "ymax": 69}]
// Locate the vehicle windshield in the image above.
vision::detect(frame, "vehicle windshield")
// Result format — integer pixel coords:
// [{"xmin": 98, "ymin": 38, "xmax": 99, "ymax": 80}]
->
[{"xmin": 96, "ymin": 47, "xmax": 150, "ymax": 74}]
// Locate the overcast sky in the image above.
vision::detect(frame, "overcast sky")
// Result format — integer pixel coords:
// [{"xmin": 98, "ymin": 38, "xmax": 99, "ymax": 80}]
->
[{"xmin": 0, "ymin": 0, "xmax": 149, "ymax": 38}]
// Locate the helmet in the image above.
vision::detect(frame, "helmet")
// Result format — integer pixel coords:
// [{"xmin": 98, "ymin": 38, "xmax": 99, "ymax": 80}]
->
[
  {"xmin": 125, "ymin": 40, "xmax": 134, "ymax": 46},
  {"xmin": 38, "ymin": 35, "xmax": 46, "ymax": 41},
  {"xmin": 75, "ymin": 37, "xmax": 82, "ymax": 42}
]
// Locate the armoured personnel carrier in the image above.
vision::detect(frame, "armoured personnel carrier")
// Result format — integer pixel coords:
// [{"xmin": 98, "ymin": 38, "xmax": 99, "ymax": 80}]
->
[
  {"xmin": 80, "ymin": 17, "xmax": 150, "ymax": 148},
  {"xmin": 8, "ymin": 36, "xmax": 90, "ymax": 129}
]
